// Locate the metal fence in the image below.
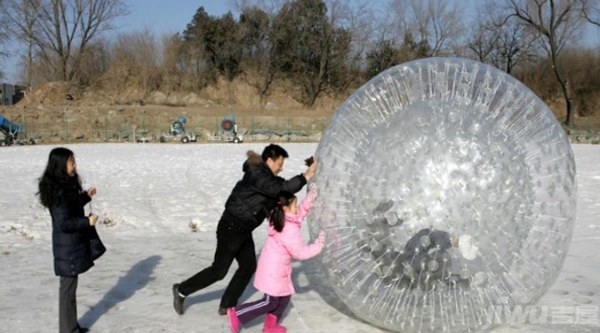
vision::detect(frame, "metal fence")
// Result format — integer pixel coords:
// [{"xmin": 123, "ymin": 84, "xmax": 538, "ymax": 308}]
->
[
  {"xmin": 8, "ymin": 111, "xmax": 330, "ymax": 144},
  {"xmin": 4, "ymin": 109, "xmax": 600, "ymax": 145}
]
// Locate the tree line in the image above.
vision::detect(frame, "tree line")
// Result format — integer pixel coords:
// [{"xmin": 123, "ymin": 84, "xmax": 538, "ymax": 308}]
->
[{"xmin": 1, "ymin": 0, "xmax": 600, "ymax": 127}]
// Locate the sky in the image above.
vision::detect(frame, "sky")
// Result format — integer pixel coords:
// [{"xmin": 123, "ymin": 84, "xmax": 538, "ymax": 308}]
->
[
  {"xmin": 1, "ymin": 0, "xmax": 599, "ymax": 84},
  {"xmin": 0, "ymin": 142, "xmax": 598, "ymax": 332},
  {"xmin": 112, "ymin": 0, "xmax": 234, "ymax": 37},
  {"xmin": 1, "ymin": 0, "xmax": 235, "ymax": 83}
]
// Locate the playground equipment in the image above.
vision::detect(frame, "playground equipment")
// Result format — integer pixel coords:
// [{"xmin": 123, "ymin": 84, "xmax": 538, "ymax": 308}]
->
[
  {"xmin": 159, "ymin": 116, "xmax": 197, "ymax": 143},
  {"xmin": 208, "ymin": 113, "xmax": 244, "ymax": 143},
  {"xmin": 0, "ymin": 115, "xmax": 22, "ymax": 146}
]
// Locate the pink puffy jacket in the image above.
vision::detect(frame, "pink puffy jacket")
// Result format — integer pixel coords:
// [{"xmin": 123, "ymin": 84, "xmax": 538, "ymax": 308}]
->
[{"xmin": 253, "ymin": 186, "xmax": 323, "ymax": 297}]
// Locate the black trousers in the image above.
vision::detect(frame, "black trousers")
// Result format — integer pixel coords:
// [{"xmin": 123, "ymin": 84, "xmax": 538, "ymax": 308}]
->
[
  {"xmin": 59, "ymin": 276, "xmax": 78, "ymax": 333},
  {"xmin": 179, "ymin": 228, "xmax": 257, "ymax": 308}
]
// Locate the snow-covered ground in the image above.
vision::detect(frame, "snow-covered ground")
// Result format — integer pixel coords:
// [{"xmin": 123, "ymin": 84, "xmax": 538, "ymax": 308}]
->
[{"xmin": 0, "ymin": 143, "xmax": 598, "ymax": 333}]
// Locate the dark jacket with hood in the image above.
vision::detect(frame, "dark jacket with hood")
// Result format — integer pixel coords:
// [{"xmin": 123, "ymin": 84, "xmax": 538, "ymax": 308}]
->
[
  {"xmin": 50, "ymin": 190, "xmax": 105, "ymax": 277},
  {"xmin": 219, "ymin": 151, "xmax": 307, "ymax": 233}
]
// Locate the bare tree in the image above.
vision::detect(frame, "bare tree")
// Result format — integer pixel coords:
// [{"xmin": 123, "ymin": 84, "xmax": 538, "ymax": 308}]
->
[
  {"xmin": 389, "ymin": 0, "xmax": 465, "ymax": 56},
  {"xmin": 0, "ymin": 2, "xmax": 9, "ymax": 55},
  {"xmin": 76, "ymin": 38, "xmax": 111, "ymax": 87},
  {"xmin": 230, "ymin": 0, "xmax": 286, "ymax": 16},
  {"xmin": 0, "ymin": 6, "xmax": 9, "ymax": 80},
  {"xmin": 467, "ymin": 23, "xmax": 495, "ymax": 63},
  {"xmin": 1, "ymin": 0, "xmax": 44, "ymax": 87},
  {"xmin": 505, "ymin": 0, "xmax": 584, "ymax": 127},
  {"xmin": 323, "ymin": 0, "xmax": 375, "ymax": 89},
  {"xmin": 468, "ymin": 1, "xmax": 538, "ymax": 74},
  {"xmin": 4, "ymin": 0, "xmax": 128, "ymax": 85},
  {"xmin": 582, "ymin": 0, "xmax": 600, "ymax": 27},
  {"xmin": 341, "ymin": 0, "xmax": 378, "ymax": 70},
  {"xmin": 107, "ymin": 29, "xmax": 160, "ymax": 95},
  {"xmin": 160, "ymin": 33, "xmax": 185, "ymax": 93}
]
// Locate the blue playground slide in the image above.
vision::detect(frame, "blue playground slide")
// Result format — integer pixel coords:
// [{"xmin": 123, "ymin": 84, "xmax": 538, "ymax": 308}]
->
[{"xmin": 0, "ymin": 114, "xmax": 22, "ymax": 145}]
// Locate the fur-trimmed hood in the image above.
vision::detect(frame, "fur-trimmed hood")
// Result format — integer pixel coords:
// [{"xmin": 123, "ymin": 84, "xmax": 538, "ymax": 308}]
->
[{"xmin": 242, "ymin": 150, "xmax": 263, "ymax": 172}]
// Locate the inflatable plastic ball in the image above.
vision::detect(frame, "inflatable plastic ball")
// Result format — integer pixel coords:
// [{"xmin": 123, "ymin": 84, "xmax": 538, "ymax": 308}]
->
[{"xmin": 309, "ymin": 57, "xmax": 577, "ymax": 333}]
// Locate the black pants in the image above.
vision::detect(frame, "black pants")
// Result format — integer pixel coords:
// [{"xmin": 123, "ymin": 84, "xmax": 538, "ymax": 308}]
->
[
  {"xmin": 59, "ymin": 276, "xmax": 78, "ymax": 333},
  {"xmin": 179, "ymin": 228, "xmax": 257, "ymax": 308}
]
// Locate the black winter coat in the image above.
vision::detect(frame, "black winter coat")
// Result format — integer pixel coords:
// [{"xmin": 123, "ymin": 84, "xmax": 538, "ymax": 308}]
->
[
  {"xmin": 50, "ymin": 190, "xmax": 102, "ymax": 277},
  {"xmin": 220, "ymin": 157, "xmax": 307, "ymax": 233}
]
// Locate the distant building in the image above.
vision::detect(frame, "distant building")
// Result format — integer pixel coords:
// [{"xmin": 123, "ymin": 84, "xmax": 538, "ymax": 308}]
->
[
  {"xmin": 1, "ymin": 83, "xmax": 15, "ymax": 105},
  {"xmin": 0, "ymin": 83, "xmax": 25, "ymax": 105}
]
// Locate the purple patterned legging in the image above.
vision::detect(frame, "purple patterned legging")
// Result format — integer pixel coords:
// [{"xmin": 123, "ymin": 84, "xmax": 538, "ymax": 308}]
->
[{"xmin": 235, "ymin": 294, "xmax": 291, "ymax": 323}]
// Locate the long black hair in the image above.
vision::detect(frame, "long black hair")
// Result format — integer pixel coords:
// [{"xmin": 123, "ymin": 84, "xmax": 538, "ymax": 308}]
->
[
  {"xmin": 37, "ymin": 147, "xmax": 82, "ymax": 208},
  {"xmin": 270, "ymin": 191, "xmax": 296, "ymax": 232}
]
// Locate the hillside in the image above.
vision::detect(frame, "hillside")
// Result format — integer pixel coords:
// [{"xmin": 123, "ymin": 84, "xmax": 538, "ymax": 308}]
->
[
  {"xmin": 1, "ymin": 79, "xmax": 599, "ymax": 145},
  {"xmin": 0, "ymin": 80, "xmax": 340, "ymax": 144}
]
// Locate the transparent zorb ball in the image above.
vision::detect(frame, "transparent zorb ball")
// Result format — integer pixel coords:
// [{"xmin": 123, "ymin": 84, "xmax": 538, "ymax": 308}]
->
[{"xmin": 309, "ymin": 58, "xmax": 576, "ymax": 333}]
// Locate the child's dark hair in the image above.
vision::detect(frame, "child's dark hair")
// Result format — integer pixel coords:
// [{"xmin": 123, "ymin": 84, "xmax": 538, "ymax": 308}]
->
[
  {"xmin": 261, "ymin": 144, "xmax": 289, "ymax": 162},
  {"xmin": 37, "ymin": 147, "xmax": 82, "ymax": 208},
  {"xmin": 270, "ymin": 191, "xmax": 296, "ymax": 232}
]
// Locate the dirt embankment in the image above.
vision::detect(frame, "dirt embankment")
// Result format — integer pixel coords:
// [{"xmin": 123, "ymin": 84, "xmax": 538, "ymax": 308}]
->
[
  {"xmin": 0, "ymin": 80, "xmax": 340, "ymax": 144},
  {"xmin": 2, "ymin": 79, "xmax": 599, "ymax": 144}
]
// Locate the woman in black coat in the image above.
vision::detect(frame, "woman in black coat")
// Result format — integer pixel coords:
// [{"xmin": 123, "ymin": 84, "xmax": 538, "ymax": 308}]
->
[{"xmin": 38, "ymin": 147, "xmax": 104, "ymax": 333}]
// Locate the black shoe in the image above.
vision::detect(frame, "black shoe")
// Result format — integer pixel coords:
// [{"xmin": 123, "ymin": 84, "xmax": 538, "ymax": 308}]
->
[
  {"xmin": 172, "ymin": 283, "xmax": 185, "ymax": 315},
  {"xmin": 76, "ymin": 323, "xmax": 89, "ymax": 333},
  {"xmin": 218, "ymin": 307, "xmax": 227, "ymax": 316}
]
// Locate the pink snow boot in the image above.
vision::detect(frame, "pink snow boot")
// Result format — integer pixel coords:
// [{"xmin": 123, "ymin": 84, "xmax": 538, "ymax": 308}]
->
[
  {"xmin": 262, "ymin": 313, "xmax": 286, "ymax": 333},
  {"xmin": 227, "ymin": 308, "xmax": 240, "ymax": 333}
]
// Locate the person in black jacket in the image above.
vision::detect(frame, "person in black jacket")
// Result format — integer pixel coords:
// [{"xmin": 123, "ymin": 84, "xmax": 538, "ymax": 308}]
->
[
  {"xmin": 38, "ymin": 147, "xmax": 104, "ymax": 333},
  {"xmin": 172, "ymin": 144, "xmax": 317, "ymax": 316}
]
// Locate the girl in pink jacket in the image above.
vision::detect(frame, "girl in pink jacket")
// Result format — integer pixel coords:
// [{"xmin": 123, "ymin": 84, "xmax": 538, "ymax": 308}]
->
[{"xmin": 227, "ymin": 184, "xmax": 325, "ymax": 333}]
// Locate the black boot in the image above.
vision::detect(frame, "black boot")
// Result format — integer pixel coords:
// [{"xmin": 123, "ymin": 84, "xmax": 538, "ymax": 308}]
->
[
  {"xmin": 76, "ymin": 323, "xmax": 89, "ymax": 333},
  {"xmin": 172, "ymin": 283, "xmax": 186, "ymax": 315}
]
